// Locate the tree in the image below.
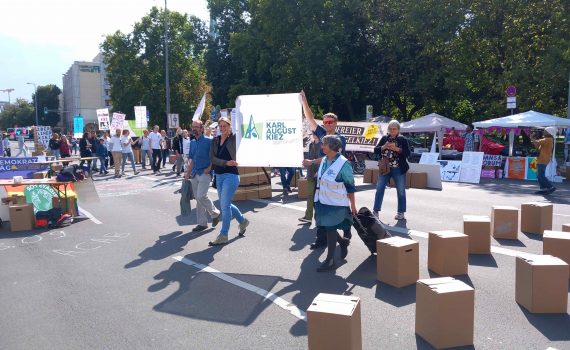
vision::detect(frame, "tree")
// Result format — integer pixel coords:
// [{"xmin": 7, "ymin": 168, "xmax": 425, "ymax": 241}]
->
[
  {"xmin": 101, "ymin": 7, "xmax": 210, "ymax": 128},
  {"xmin": 0, "ymin": 99, "xmax": 34, "ymax": 129},
  {"xmin": 32, "ymin": 84, "xmax": 61, "ymax": 126}
]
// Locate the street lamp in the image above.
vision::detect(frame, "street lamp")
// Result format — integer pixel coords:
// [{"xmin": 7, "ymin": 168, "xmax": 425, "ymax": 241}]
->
[
  {"xmin": 26, "ymin": 82, "xmax": 39, "ymax": 126},
  {"xmin": 164, "ymin": 0, "xmax": 171, "ymax": 127}
]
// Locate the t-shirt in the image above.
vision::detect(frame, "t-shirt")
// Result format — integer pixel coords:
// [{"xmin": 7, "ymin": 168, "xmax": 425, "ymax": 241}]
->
[
  {"xmin": 141, "ymin": 136, "xmax": 150, "ymax": 150},
  {"xmin": 183, "ymin": 137, "xmax": 191, "ymax": 155},
  {"xmin": 149, "ymin": 132, "xmax": 162, "ymax": 150},
  {"xmin": 120, "ymin": 136, "xmax": 132, "ymax": 153},
  {"xmin": 463, "ymin": 132, "xmax": 481, "ymax": 152},
  {"xmin": 110, "ymin": 135, "xmax": 122, "ymax": 152}
]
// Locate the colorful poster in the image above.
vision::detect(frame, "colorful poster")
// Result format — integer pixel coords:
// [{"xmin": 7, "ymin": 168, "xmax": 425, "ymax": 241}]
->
[
  {"xmin": 483, "ymin": 155, "xmax": 503, "ymax": 167},
  {"xmin": 234, "ymin": 93, "xmax": 303, "ymax": 167},
  {"xmin": 111, "ymin": 113, "xmax": 125, "ymax": 133},
  {"xmin": 437, "ymin": 160, "xmax": 462, "ymax": 182},
  {"xmin": 303, "ymin": 121, "xmax": 386, "ymax": 153},
  {"xmin": 97, "ymin": 108, "xmax": 110, "ymax": 130},
  {"xmin": 0, "ymin": 157, "xmax": 48, "ymax": 179},
  {"xmin": 526, "ymin": 157, "xmax": 537, "ymax": 180},
  {"xmin": 506, "ymin": 157, "xmax": 526, "ymax": 179}
]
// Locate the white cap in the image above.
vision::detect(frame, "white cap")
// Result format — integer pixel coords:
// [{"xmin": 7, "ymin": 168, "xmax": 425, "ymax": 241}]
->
[{"xmin": 544, "ymin": 126, "xmax": 557, "ymax": 136}]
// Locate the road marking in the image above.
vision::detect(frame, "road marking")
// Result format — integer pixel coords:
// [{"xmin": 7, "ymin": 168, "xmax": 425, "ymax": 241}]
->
[
  {"xmin": 554, "ymin": 213, "xmax": 570, "ymax": 217},
  {"xmin": 173, "ymin": 256, "xmax": 307, "ymax": 322},
  {"xmin": 78, "ymin": 207, "xmax": 102, "ymax": 225}
]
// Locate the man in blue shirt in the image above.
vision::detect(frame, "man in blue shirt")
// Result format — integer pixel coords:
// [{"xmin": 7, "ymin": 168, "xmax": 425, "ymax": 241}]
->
[
  {"xmin": 300, "ymin": 90, "xmax": 351, "ymax": 249},
  {"xmin": 185, "ymin": 120, "xmax": 220, "ymax": 232}
]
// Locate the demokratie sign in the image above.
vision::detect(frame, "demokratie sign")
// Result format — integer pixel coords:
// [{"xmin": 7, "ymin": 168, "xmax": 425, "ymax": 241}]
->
[{"xmin": 0, "ymin": 157, "xmax": 49, "ymax": 179}]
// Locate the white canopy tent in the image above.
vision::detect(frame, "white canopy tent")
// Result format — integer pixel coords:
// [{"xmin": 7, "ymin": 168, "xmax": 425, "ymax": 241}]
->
[
  {"xmin": 473, "ymin": 110, "xmax": 570, "ymax": 181},
  {"xmin": 400, "ymin": 113, "xmax": 468, "ymax": 154}
]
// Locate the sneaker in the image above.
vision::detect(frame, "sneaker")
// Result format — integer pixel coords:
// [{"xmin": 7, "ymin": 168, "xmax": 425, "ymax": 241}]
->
[
  {"xmin": 395, "ymin": 212, "xmax": 406, "ymax": 220},
  {"xmin": 208, "ymin": 235, "xmax": 228, "ymax": 246},
  {"xmin": 238, "ymin": 218, "xmax": 250, "ymax": 237},
  {"xmin": 298, "ymin": 217, "xmax": 311, "ymax": 224},
  {"xmin": 192, "ymin": 225, "xmax": 208, "ymax": 232},
  {"xmin": 212, "ymin": 214, "xmax": 220, "ymax": 227}
]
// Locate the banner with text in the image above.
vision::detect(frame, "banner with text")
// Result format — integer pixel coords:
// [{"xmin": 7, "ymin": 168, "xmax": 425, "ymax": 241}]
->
[
  {"xmin": 303, "ymin": 121, "xmax": 386, "ymax": 152},
  {"xmin": 36, "ymin": 126, "xmax": 52, "ymax": 148},
  {"xmin": 0, "ymin": 157, "xmax": 48, "ymax": 179},
  {"xmin": 111, "ymin": 113, "xmax": 126, "ymax": 133},
  {"xmin": 234, "ymin": 93, "xmax": 303, "ymax": 167},
  {"xmin": 97, "ymin": 108, "xmax": 110, "ymax": 130},
  {"xmin": 134, "ymin": 106, "xmax": 147, "ymax": 129}
]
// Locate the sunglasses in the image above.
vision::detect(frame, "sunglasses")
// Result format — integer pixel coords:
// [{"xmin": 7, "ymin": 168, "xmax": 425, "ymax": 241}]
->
[{"xmin": 323, "ymin": 120, "xmax": 336, "ymax": 126}]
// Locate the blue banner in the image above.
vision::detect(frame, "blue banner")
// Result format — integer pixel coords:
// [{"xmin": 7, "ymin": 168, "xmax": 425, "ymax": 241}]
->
[
  {"xmin": 0, "ymin": 157, "xmax": 49, "ymax": 179},
  {"xmin": 73, "ymin": 115, "xmax": 84, "ymax": 135}
]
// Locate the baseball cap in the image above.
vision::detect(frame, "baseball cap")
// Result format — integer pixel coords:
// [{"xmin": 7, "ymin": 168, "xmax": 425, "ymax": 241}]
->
[{"xmin": 545, "ymin": 126, "xmax": 557, "ymax": 136}]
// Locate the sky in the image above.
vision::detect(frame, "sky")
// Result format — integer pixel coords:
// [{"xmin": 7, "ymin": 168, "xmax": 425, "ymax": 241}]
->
[{"xmin": 0, "ymin": 0, "xmax": 209, "ymax": 103}]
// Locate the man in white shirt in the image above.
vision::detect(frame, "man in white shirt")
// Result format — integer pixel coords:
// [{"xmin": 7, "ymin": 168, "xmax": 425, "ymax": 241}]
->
[
  {"xmin": 110, "ymin": 129, "xmax": 123, "ymax": 178},
  {"xmin": 149, "ymin": 125, "xmax": 163, "ymax": 174},
  {"xmin": 138, "ymin": 130, "xmax": 152, "ymax": 169}
]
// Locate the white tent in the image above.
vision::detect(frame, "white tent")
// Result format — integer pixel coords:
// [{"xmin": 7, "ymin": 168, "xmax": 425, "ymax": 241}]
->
[
  {"xmin": 400, "ymin": 113, "xmax": 468, "ymax": 154},
  {"xmin": 473, "ymin": 110, "xmax": 570, "ymax": 181}
]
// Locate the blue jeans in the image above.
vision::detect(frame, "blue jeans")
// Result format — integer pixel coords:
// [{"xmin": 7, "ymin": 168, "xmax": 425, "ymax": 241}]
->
[
  {"xmin": 279, "ymin": 167, "xmax": 295, "ymax": 189},
  {"xmin": 122, "ymin": 152, "xmax": 136, "ymax": 173},
  {"xmin": 216, "ymin": 173, "xmax": 245, "ymax": 236},
  {"xmin": 52, "ymin": 149, "xmax": 60, "ymax": 160},
  {"xmin": 373, "ymin": 167, "xmax": 407, "ymax": 213},
  {"xmin": 536, "ymin": 163, "xmax": 553, "ymax": 190},
  {"xmin": 99, "ymin": 156, "xmax": 107, "ymax": 173}
]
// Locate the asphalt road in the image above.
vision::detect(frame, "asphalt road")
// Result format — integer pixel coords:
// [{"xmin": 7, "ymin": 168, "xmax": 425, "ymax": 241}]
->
[{"xmin": 0, "ymin": 167, "xmax": 569, "ymax": 350}]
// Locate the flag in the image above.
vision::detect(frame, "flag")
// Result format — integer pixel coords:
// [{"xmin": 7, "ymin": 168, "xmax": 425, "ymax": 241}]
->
[{"xmin": 192, "ymin": 94, "xmax": 207, "ymax": 121}]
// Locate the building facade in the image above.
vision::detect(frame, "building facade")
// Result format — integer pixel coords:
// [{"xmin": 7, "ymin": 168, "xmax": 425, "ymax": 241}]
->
[{"xmin": 62, "ymin": 53, "xmax": 112, "ymax": 131}]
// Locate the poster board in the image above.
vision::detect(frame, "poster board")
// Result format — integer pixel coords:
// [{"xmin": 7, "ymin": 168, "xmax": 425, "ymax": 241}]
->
[
  {"xmin": 506, "ymin": 157, "xmax": 526, "ymax": 179},
  {"xmin": 234, "ymin": 93, "xmax": 303, "ymax": 167},
  {"xmin": 419, "ymin": 152, "xmax": 439, "ymax": 165},
  {"xmin": 111, "ymin": 113, "xmax": 125, "ymax": 133},
  {"xmin": 97, "ymin": 108, "xmax": 110, "ymax": 130},
  {"xmin": 459, "ymin": 151, "xmax": 484, "ymax": 184},
  {"xmin": 526, "ymin": 157, "xmax": 537, "ymax": 181},
  {"xmin": 134, "ymin": 106, "xmax": 147, "ymax": 129},
  {"xmin": 437, "ymin": 160, "xmax": 462, "ymax": 182},
  {"xmin": 36, "ymin": 126, "xmax": 52, "ymax": 148},
  {"xmin": 408, "ymin": 163, "xmax": 443, "ymax": 190}
]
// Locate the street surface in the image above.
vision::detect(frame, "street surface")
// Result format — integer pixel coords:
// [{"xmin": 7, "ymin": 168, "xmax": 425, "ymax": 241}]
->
[{"xmin": 0, "ymin": 165, "xmax": 569, "ymax": 350}]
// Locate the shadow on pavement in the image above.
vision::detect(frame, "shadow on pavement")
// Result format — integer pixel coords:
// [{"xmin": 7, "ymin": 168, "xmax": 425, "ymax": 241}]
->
[
  {"xmin": 468, "ymin": 254, "xmax": 498, "ymax": 268},
  {"xmin": 290, "ymin": 224, "xmax": 315, "ymax": 252},
  {"xmin": 415, "ymin": 336, "xmax": 475, "ymax": 350},
  {"xmin": 493, "ymin": 238, "xmax": 526, "ymax": 247},
  {"xmin": 520, "ymin": 232, "xmax": 544, "ymax": 242},
  {"xmin": 346, "ymin": 255, "xmax": 377, "ymax": 289},
  {"xmin": 375, "ymin": 282, "xmax": 416, "ymax": 307},
  {"xmin": 124, "ymin": 230, "xmax": 211, "ymax": 269},
  {"xmin": 519, "ymin": 305, "xmax": 570, "ymax": 341}
]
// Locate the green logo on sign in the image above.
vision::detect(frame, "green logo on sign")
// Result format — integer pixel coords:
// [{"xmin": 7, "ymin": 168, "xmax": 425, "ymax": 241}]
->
[
  {"xmin": 24, "ymin": 185, "xmax": 57, "ymax": 213},
  {"xmin": 242, "ymin": 115, "xmax": 263, "ymax": 140}
]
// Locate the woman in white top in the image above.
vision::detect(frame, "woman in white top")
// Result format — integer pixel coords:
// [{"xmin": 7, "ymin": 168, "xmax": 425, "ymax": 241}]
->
[{"xmin": 120, "ymin": 129, "xmax": 139, "ymax": 175}]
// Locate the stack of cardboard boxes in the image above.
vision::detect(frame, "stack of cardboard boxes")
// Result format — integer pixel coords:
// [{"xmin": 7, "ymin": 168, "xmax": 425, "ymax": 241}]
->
[
  {"xmin": 365, "ymin": 169, "xmax": 427, "ymax": 189},
  {"xmin": 233, "ymin": 167, "xmax": 272, "ymax": 201}
]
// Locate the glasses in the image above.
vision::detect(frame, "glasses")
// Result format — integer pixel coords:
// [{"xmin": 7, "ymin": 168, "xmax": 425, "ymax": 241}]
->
[{"xmin": 323, "ymin": 120, "xmax": 336, "ymax": 126}]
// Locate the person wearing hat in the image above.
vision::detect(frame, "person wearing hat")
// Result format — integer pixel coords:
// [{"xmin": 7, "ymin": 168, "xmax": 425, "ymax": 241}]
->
[
  {"xmin": 208, "ymin": 116, "xmax": 250, "ymax": 245},
  {"xmin": 532, "ymin": 126, "xmax": 557, "ymax": 194}
]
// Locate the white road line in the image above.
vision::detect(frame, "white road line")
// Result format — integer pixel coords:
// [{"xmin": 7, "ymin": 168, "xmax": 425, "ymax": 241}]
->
[
  {"xmin": 78, "ymin": 207, "xmax": 102, "ymax": 225},
  {"xmin": 173, "ymin": 256, "xmax": 307, "ymax": 322},
  {"xmin": 554, "ymin": 213, "xmax": 570, "ymax": 218}
]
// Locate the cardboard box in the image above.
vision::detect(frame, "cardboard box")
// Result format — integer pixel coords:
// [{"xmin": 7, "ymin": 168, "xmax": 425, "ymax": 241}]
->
[
  {"xmin": 9, "ymin": 204, "xmax": 35, "ymax": 232},
  {"xmin": 543, "ymin": 230, "xmax": 570, "ymax": 268},
  {"xmin": 363, "ymin": 169, "xmax": 374, "ymax": 184},
  {"xmin": 516, "ymin": 254, "xmax": 569, "ymax": 313},
  {"xmin": 307, "ymin": 293, "xmax": 361, "ymax": 350},
  {"xmin": 372, "ymin": 169, "xmax": 379, "ymax": 184},
  {"xmin": 239, "ymin": 172, "xmax": 264, "ymax": 186},
  {"xmin": 491, "ymin": 205, "xmax": 519, "ymax": 239},
  {"xmin": 232, "ymin": 188, "xmax": 248, "ymax": 201},
  {"xmin": 258, "ymin": 185, "xmax": 272, "ymax": 199},
  {"xmin": 246, "ymin": 187, "xmax": 260, "ymax": 200},
  {"xmin": 238, "ymin": 167, "xmax": 258, "ymax": 175},
  {"xmin": 297, "ymin": 178, "xmax": 308, "ymax": 199},
  {"xmin": 416, "ymin": 277, "xmax": 474, "ymax": 349},
  {"xmin": 12, "ymin": 195, "xmax": 27, "ymax": 205},
  {"xmin": 521, "ymin": 202, "xmax": 553, "ymax": 235},
  {"xmin": 563, "ymin": 224, "xmax": 570, "ymax": 232},
  {"xmin": 52, "ymin": 196, "xmax": 78, "ymax": 217},
  {"xmin": 32, "ymin": 171, "xmax": 47, "ymax": 179},
  {"xmin": 463, "ymin": 215, "xmax": 491, "ymax": 254},
  {"xmin": 377, "ymin": 237, "xmax": 419, "ymax": 287},
  {"xmin": 290, "ymin": 171, "xmax": 299, "ymax": 188},
  {"xmin": 428, "ymin": 231, "xmax": 469, "ymax": 276},
  {"xmin": 410, "ymin": 172, "xmax": 427, "ymax": 189}
]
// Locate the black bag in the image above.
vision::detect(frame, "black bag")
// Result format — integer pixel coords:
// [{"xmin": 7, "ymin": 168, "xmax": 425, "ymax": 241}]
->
[{"xmin": 352, "ymin": 207, "xmax": 390, "ymax": 254}]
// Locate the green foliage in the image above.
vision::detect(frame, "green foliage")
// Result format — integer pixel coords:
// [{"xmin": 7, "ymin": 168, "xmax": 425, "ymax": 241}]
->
[
  {"xmin": 0, "ymin": 99, "xmax": 35, "ymax": 129},
  {"xmin": 33, "ymin": 84, "xmax": 61, "ymax": 126},
  {"xmin": 101, "ymin": 7, "xmax": 209, "ymax": 129}
]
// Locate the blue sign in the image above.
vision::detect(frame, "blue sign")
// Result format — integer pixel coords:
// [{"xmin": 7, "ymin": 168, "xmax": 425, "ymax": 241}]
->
[
  {"xmin": 73, "ymin": 115, "xmax": 84, "ymax": 135},
  {"xmin": 0, "ymin": 157, "xmax": 48, "ymax": 179}
]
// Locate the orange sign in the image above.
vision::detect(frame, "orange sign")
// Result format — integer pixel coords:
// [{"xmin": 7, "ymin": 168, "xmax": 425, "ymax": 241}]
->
[{"xmin": 507, "ymin": 157, "xmax": 526, "ymax": 179}]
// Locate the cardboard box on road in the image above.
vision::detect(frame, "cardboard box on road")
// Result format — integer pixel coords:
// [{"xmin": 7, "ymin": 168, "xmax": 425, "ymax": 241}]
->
[
  {"xmin": 9, "ymin": 204, "xmax": 35, "ymax": 232},
  {"xmin": 543, "ymin": 231, "xmax": 570, "ymax": 270},
  {"xmin": 428, "ymin": 230, "xmax": 469, "ymax": 276},
  {"xmin": 563, "ymin": 224, "xmax": 570, "ymax": 232},
  {"xmin": 307, "ymin": 293, "xmax": 361, "ymax": 350},
  {"xmin": 415, "ymin": 277, "xmax": 474, "ymax": 349},
  {"xmin": 491, "ymin": 206, "xmax": 519, "ymax": 239},
  {"xmin": 516, "ymin": 254, "xmax": 569, "ymax": 313},
  {"xmin": 521, "ymin": 202, "xmax": 553, "ymax": 235},
  {"xmin": 363, "ymin": 168, "xmax": 379, "ymax": 184},
  {"xmin": 410, "ymin": 172, "xmax": 427, "ymax": 189},
  {"xmin": 257, "ymin": 185, "xmax": 272, "ymax": 199},
  {"xmin": 377, "ymin": 237, "xmax": 419, "ymax": 287},
  {"xmin": 297, "ymin": 178, "xmax": 308, "ymax": 199},
  {"xmin": 463, "ymin": 215, "xmax": 491, "ymax": 254}
]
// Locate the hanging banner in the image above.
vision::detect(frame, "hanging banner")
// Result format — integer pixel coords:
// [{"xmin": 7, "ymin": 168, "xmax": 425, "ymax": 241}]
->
[
  {"xmin": 234, "ymin": 93, "xmax": 303, "ymax": 167},
  {"xmin": 526, "ymin": 157, "xmax": 537, "ymax": 180},
  {"xmin": 192, "ymin": 94, "xmax": 207, "ymax": 121},
  {"xmin": 134, "ymin": 106, "xmax": 147, "ymax": 129},
  {"xmin": 96, "ymin": 108, "xmax": 110, "ymax": 130},
  {"xmin": 111, "ymin": 112, "xmax": 125, "ymax": 133},
  {"xmin": 302, "ymin": 121, "xmax": 386, "ymax": 152},
  {"xmin": 73, "ymin": 115, "xmax": 84, "ymax": 138},
  {"xmin": 36, "ymin": 126, "xmax": 52, "ymax": 148},
  {"xmin": 0, "ymin": 157, "xmax": 48, "ymax": 179}
]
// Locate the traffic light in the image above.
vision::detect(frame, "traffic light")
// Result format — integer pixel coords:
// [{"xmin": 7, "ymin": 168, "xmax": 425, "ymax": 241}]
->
[{"xmin": 43, "ymin": 107, "xmax": 48, "ymax": 115}]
